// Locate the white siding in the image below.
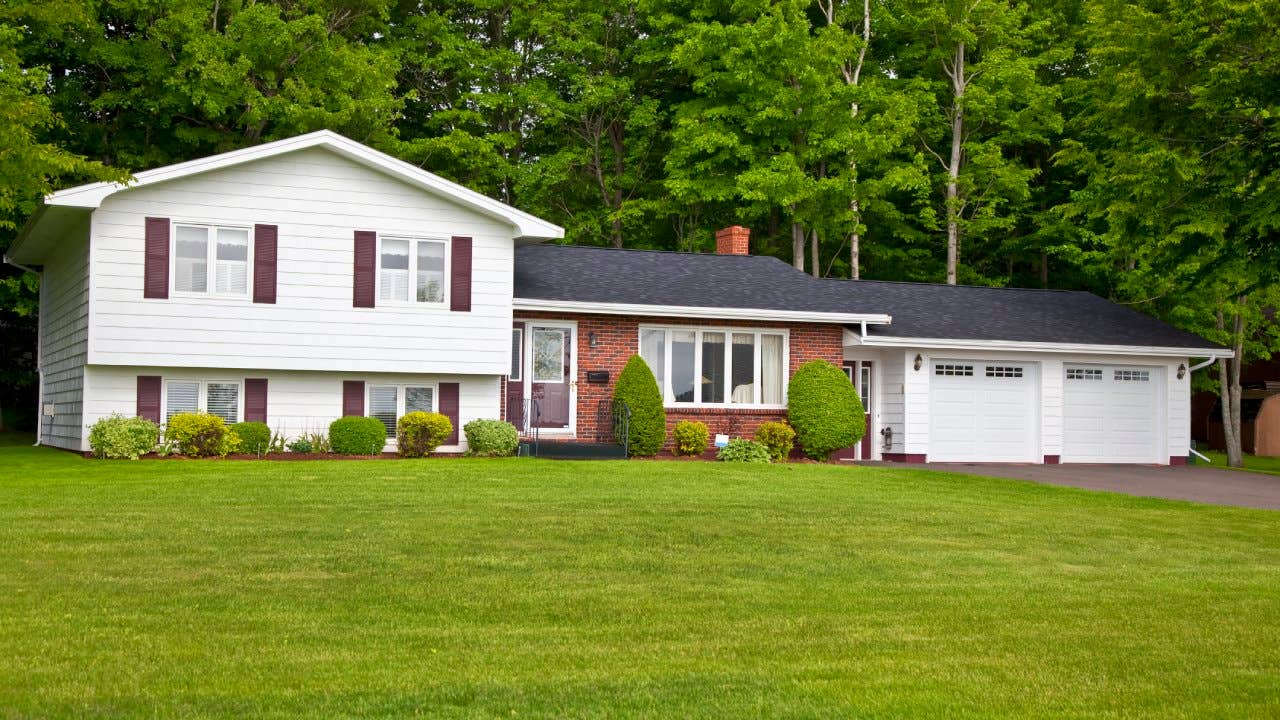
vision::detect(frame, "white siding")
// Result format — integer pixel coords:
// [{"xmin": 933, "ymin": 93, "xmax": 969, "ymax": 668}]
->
[
  {"xmin": 81, "ymin": 365, "xmax": 500, "ymax": 453},
  {"xmin": 38, "ymin": 219, "xmax": 90, "ymax": 450},
  {"xmin": 88, "ymin": 147, "xmax": 517, "ymax": 374},
  {"xmin": 1168, "ymin": 358, "xmax": 1192, "ymax": 459},
  {"xmin": 878, "ymin": 352, "xmax": 907, "ymax": 454},
  {"xmin": 902, "ymin": 350, "xmax": 931, "ymax": 456}
]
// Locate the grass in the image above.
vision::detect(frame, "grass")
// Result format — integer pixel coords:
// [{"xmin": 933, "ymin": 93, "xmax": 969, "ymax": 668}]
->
[
  {"xmin": 1, "ymin": 434, "xmax": 1279, "ymax": 718},
  {"xmin": 1201, "ymin": 450, "xmax": 1280, "ymax": 476}
]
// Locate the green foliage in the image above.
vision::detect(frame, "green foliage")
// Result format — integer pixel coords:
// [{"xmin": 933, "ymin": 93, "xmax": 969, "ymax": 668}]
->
[
  {"xmin": 672, "ymin": 420, "xmax": 709, "ymax": 456},
  {"xmin": 328, "ymin": 417, "xmax": 386, "ymax": 456},
  {"xmin": 716, "ymin": 438, "xmax": 771, "ymax": 464},
  {"xmin": 165, "ymin": 413, "xmax": 239, "ymax": 458},
  {"xmin": 754, "ymin": 421, "xmax": 796, "ymax": 463},
  {"xmin": 396, "ymin": 411, "xmax": 453, "ymax": 458},
  {"xmin": 612, "ymin": 355, "xmax": 666, "ymax": 456},
  {"xmin": 229, "ymin": 422, "xmax": 272, "ymax": 456},
  {"xmin": 464, "ymin": 419, "xmax": 520, "ymax": 457},
  {"xmin": 286, "ymin": 437, "xmax": 313, "ymax": 454},
  {"xmin": 787, "ymin": 360, "xmax": 864, "ymax": 461},
  {"xmin": 87, "ymin": 414, "xmax": 160, "ymax": 460}
]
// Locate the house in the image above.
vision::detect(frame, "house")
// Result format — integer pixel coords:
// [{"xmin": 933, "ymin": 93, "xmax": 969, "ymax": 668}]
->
[{"xmin": 6, "ymin": 131, "xmax": 1229, "ymax": 464}]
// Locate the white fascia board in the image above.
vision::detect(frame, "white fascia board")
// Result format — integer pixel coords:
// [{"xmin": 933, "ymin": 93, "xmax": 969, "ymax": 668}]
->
[
  {"xmin": 44, "ymin": 130, "xmax": 564, "ymax": 240},
  {"xmin": 513, "ymin": 298, "xmax": 892, "ymax": 325},
  {"xmin": 850, "ymin": 333, "xmax": 1232, "ymax": 358}
]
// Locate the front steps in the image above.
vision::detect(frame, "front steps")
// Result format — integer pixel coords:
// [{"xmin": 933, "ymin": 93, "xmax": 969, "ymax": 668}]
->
[{"xmin": 519, "ymin": 440, "xmax": 627, "ymax": 460}]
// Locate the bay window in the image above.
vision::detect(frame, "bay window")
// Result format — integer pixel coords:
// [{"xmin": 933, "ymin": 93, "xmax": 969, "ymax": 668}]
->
[
  {"xmin": 380, "ymin": 237, "xmax": 447, "ymax": 305},
  {"xmin": 640, "ymin": 326, "xmax": 787, "ymax": 406},
  {"xmin": 368, "ymin": 384, "xmax": 437, "ymax": 437},
  {"xmin": 174, "ymin": 224, "xmax": 250, "ymax": 296}
]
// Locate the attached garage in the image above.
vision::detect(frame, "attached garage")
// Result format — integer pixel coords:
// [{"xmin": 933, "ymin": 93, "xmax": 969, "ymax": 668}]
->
[
  {"xmin": 929, "ymin": 360, "xmax": 1039, "ymax": 462},
  {"xmin": 1063, "ymin": 365, "xmax": 1163, "ymax": 463}
]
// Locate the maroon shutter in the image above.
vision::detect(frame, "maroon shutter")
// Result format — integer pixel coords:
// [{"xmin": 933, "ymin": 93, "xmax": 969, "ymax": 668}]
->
[
  {"xmin": 136, "ymin": 376, "xmax": 162, "ymax": 423},
  {"xmin": 253, "ymin": 224, "xmax": 278, "ymax": 304},
  {"xmin": 450, "ymin": 236, "xmax": 472, "ymax": 312},
  {"xmin": 244, "ymin": 379, "xmax": 268, "ymax": 423},
  {"xmin": 439, "ymin": 382, "xmax": 460, "ymax": 445},
  {"xmin": 342, "ymin": 381, "xmax": 365, "ymax": 416},
  {"xmin": 353, "ymin": 231, "xmax": 376, "ymax": 308},
  {"xmin": 144, "ymin": 217, "xmax": 170, "ymax": 299}
]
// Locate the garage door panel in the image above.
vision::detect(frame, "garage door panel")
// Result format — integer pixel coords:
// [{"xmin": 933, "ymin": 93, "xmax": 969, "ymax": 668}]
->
[
  {"xmin": 929, "ymin": 361, "xmax": 1038, "ymax": 462},
  {"xmin": 1063, "ymin": 365, "xmax": 1161, "ymax": 463}
]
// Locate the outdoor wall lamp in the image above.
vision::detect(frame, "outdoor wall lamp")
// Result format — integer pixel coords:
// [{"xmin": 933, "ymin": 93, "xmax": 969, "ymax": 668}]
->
[
  {"xmin": 914, "ymin": 353, "xmax": 923, "ymax": 371},
  {"xmin": 1177, "ymin": 363, "xmax": 1186, "ymax": 379},
  {"xmin": 588, "ymin": 331, "xmax": 599, "ymax": 348}
]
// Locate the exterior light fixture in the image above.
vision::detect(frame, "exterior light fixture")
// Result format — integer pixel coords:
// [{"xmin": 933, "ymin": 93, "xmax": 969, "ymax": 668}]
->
[
  {"xmin": 914, "ymin": 353, "xmax": 923, "ymax": 371},
  {"xmin": 588, "ymin": 331, "xmax": 599, "ymax": 348},
  {"xmin": 1177, "ymin": 363, "xmax": 1186, "ymax": 379}
]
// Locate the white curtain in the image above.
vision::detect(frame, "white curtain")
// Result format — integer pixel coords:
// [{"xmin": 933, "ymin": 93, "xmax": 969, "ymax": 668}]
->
[
  {"xmin": 640, "ymin": 329, "xmax": 666, "ymax": 390},
  {"xmin": 761, "ymin": 335, "xmax": 783, "ymax": 404}
]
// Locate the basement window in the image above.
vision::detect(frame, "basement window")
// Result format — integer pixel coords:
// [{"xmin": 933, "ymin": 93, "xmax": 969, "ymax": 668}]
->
[
  {"xmin": 163, "ymin": 379, "xmax": 240, "ymax": 425},
  {"xmin": 369, "ymin": 384, "xmax": 437, "ymax": 438}
]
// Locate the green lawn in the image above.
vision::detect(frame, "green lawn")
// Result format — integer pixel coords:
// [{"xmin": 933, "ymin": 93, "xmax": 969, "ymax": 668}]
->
[
  {"xmin": 2, "ymin": 435, "xmax": 1279, "ymax": 719},
  {"xmin": 1201, "ymin": 450, "xmax": 1280, "ymax": 476}
]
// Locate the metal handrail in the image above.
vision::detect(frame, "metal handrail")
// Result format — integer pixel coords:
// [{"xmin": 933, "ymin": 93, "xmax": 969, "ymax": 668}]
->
[{"xmin": 612, "ymin": 400, "xmax": 632, "ymax": 458}]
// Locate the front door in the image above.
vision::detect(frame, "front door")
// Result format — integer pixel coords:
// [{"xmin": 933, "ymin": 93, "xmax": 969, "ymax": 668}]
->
[
  {"xmin": 834, "ymin": 361, "xmax": 874, "ymax": 460},
  {"xmin": 529, "ymin": 324, "xmax": 573, "ymax": 430}
]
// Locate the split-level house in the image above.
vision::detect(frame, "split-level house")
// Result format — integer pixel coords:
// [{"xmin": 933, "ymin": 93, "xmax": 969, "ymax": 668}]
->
[{"xmin": 7, "ymin": 131, "xmax": 1229, "ymax": 464}]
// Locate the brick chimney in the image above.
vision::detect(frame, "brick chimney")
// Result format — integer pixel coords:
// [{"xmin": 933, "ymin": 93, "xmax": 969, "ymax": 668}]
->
[{"xmin": 715, "ymin": 225, "xmax": 750, "ymax": 255}]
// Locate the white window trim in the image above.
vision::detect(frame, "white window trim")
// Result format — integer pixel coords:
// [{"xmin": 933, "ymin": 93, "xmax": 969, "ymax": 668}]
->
[
  {"xmin": 375, "ymin": 236, "xmax": 450, "ymax": 308},
  {"xmin": 638, "ymin": 324, "xmax": 790, "ymax": 409},
  {"xmin": 366, "ymin": 382, "xmax": 440, "ymax": 438},
  {"xmin": 160, "ymin": 378, "xmax": 244, "ymax": 424},
  {"xmin": 170, "ymin": 222, "xmax": 254, "ymax": 300}
]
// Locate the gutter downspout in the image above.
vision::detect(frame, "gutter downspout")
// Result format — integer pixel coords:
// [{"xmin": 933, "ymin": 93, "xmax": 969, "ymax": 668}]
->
[
  {"xmin": 1184, "ymin": 355, "xmax": 1218, "ymax": 463},
  {"xmin": 3, "ymin": 254, "xmax": 42, "ymax": 447}
]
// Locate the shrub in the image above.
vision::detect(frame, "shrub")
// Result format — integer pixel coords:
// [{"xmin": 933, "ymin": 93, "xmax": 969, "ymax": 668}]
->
[
  {"xmin": 787, "ymin": 360, "xmax": 864, "ymax": 460},
  {"xmin": 166, "ymin": 412, "xmax": 240, "ymax": 458},
  {"xmin": 88, "ymin": 415, "xmax": 160, "ymax": 460},
  {"xmin": 230, "ymin": 422, "xmax": 272, "ymax": 455},
  {"xmin": 329, "ymin": 416, "xmax": 387, "ymax": 455},
  {"xmin": 754, "ymin": 421, "xmax": 796, "ymax": 462},
  {"xmin": 672, "ymin": 420, "xmax": 709, "ymax": 456},
  {"xmin": 396, "ymin": 411, "xmax": 453, "ymax": 457},
  {"xmin": 612, "ymin": 355, "xmax": 666, "ymax": 456},
  {"xmin": 286, "ymin": 437, "xmax": 313, "ymax": 453},
  {"xmin": 306, "ymin": 432, "xmax": 332, "ymax": 454},
  {"xmin": 717, "ymin": 438, "xmax": 771, "ymax": 464},
  {"xmin": 464, "ymin": 419, "xmax": 519, "ymax": 457}
]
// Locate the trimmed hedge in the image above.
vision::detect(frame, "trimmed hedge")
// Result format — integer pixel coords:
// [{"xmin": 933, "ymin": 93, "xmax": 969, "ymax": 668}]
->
[
  {"xmin": 230, "ymin": 421, "xmax": 272, "ymax": 455},
  {"xmin": 166, "ymin": 412, "xmax": 240, "ymax": 457},
  {"xmin": 464, "ymin": 419, "xmax": 519, "ymax": 457},
  {"xmin": 754, "ymin": 421, "xmax": 796, "ymax": 462},
  {"xmin": 787, "ymin": 360, "xmax": 864, "ymax": 460},
  {"xmin": 88, "ymin": 415, "xmax": 160, "ymax": 460},
  {"xmin": 717, "ymin": 438, "xmax": 771, "ymax": 464},
  {"xmin": 396, "ymin": 411, "xmax": 453, "ymax": 457},
  {"xmin": 612, "ymin": 355, "xmax": 666, "ymax": 456},
  {"xmin": 672, "ymin": 420, "xmax": 709, "ymax": 456},
  {"xmin": 329, "ymin": 416, "xmax": 387, "ymax": 455}
]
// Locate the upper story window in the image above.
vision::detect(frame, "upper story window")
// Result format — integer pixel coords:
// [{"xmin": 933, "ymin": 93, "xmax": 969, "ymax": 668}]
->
[
  {"xmin": 174, "ymin": 224, "xmax": 250, "ymax": 297},
  {"xmin": 640, "ymin": 326, "xmax": 787, "ymax": 407},
  {"xmin": 379, "ymin": 237, "xmax": 447, "ymax": 305}
]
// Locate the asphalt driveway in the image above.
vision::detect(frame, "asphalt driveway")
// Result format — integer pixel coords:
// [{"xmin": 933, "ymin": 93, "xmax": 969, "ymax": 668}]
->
[{"xmin": 869, "ymin": 461, "xmax": 1280, "ymax": 510}]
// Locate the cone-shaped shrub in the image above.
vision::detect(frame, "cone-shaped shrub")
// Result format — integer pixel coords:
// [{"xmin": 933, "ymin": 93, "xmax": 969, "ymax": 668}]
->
[
  {"xmin": 787, "ymin": 359, "xmax": 864, "ymax": 460},
  {"xmin": 612, "ymin": 354, "xmax": 666, "ymax": 456}
]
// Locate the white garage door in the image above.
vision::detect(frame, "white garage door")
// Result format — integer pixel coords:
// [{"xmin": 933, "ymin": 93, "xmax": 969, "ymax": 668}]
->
[
  {"xmin": 1063, "ymin": 365, "xmax": 1161, "ymax": 463},
  {"xmin": 929, "ymin": 361, "xmax": 1039, "ymax": 462}
]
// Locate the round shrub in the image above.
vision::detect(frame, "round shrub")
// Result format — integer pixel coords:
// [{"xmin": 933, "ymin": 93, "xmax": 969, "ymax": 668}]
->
[
  {"xmin": 754, "ymin": 421, "xmax": 796, "ymax": 462},
  {"xmin": 612, "ymin": 355, "xmax": 666, "ymax": 456},
  {"xmin": 672, "ymin": 420, "xmax": 709, "ymax": 456},
  {"xmin": 230, "ymin": 421, "xmax": 272, "ymax": 455},
  {"xmin": 787, "ymin": 360, "xmax": 864, "ymax": 460},
  {"xmin": 166, "ymin": 412, "xmax": 240, "ymax": 458},
  {"xmin": 329, "ymin": 416, "xmax": 387, "ymax": 455},
  {"xmin": 464, "ymin": 419, "xmax": 519, "ymax": 457},
  {"xmin": 396, "ymin": 411, "xmax": 453, "ymax": 457},
  {"xmin": 286, "ymin": 437, "xmax": 314, "ymax": 454},
  {"xmin": 88, "ymin": 414, "xmax": 160, "ymax": 460},
  {"xmin": 717, "ymin": 438, "xmax": 771, "ymax": 464}
]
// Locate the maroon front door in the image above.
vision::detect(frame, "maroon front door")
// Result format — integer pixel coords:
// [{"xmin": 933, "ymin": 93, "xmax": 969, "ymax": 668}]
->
[{"xmin": 529, "ymin": 324, "xmax": 572, "ymax": 429}]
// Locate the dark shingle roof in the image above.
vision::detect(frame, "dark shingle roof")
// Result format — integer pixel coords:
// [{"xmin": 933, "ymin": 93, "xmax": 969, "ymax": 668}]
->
[{"xmin": 513, "ymin": 244, "xmax": 1224, "ymax": 351}]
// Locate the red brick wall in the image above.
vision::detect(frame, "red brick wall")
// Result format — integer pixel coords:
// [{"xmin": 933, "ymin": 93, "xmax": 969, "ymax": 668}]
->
[{"xmin": 512, "ymin": 312, "xmax": 845, "ymax": 448}]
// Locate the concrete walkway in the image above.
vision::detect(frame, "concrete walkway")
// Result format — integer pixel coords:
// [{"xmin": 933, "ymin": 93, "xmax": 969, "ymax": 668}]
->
[{"xmin": 863, "ymin": 461, "xmax": 1280, "ymax": 510}]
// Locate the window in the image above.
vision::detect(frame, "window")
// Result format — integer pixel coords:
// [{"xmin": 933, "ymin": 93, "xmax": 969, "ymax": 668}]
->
[
  {"xmin": 173, "ymin": 224, "xmax": 250, "ymax": 297},
  {"xmin": 380, "ymin": 237, "xmax": 447, "ymax": 305},
  {"xmin": 859, "ymin": 365, "xmax": 871, "ymax": 408},
  {"xmin": 985, "ymin": 366, "xmax": 1023, "ymax": 378},
  {"xmin": 532, "ymin": 328, "xmax": 567, "ymax": 383},
  {"xmin": 163, "ymin": 380, "xmax": 239, "ymax": 424},
  {"xmin": 1115, "ymin": 369, "xmax": 1150, "ymax": 382},
  {"xmin": 510, "ymin": 329, "xmax": 523, "ymax": 381},
  {"xmin": 368, "ymin": 384, "xmax": 437, "ymax": 438},
  {"xmin": 640, "ymin": 326, "xmax": 787, "ymax": 406},
  {"xmin": 935, "ymin": 364, "xmax": 974, "ymax": 376},
  {"xmin": 1067, "ymin": 368, "xmax": 1103, "ymax": 381}
]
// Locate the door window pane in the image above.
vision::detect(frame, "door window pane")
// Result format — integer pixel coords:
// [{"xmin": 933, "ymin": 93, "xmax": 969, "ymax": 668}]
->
[
  {"xmin": 165, "ymin": 381, "xmax": 200, "ymax": 422},
  {"xmin": 761, "ymin": 334, "xmax": 784, "ymax": 404},
  {"xmin": 369, "ymin": 385, "xmax": 398, "ymax": 437},
  {"xmin": 406, "ymin": 386, "xmax": 434, "ymax": 414},
  {"xmin": 671, "ymin": 330, "xmax": 696, "ymax": 403},
  {"xmin": 731, "ymin": 333, "xmax": 755, "ymax": 404},
  {"xmin": 214, "ymin": 228, "xmax": 249, "ymax": 295},
  {"xmin": 416, "ymin": 241, "xmax": 446, "ymax": 303},
  {"xmin": 640, "ymin": 329, "xmax": 665, "ymax": 392},
  {"xmin": 532, "ymin": 328, "xmax": 565, "ymax": 383},
  {"xmin": 174, "ymin": 226, "xmax": 209, "ymax": 293},
  {"xmin": 206, "ymin": 383, "xmax": 239, "ymax": 424},
  {"xmin": 510, "ymin": 329, "xmax": 523, "ymax": 381},
  {"xmin": 700, "ymin": 332, "xmax": 725, "ymax": 403},
  {"xmin": 859, "ymin": 365, "xmax": 871, "ymax": 408},
  {"xmin": 380, "ymin": 239, "xmax": 410, "ymax": 301}
]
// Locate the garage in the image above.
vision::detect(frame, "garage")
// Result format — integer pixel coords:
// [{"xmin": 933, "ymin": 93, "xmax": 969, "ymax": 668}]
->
[
  {"xmin": 1063, "ymin": 365, "xmax": 1162, "ymax": 463},
  {"xmin": 929, "ymin": 360, "xmax": 1039, "ymax": 462}
]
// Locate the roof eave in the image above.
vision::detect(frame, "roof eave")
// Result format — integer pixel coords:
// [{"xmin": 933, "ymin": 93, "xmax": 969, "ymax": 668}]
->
[
  {"xmin": 850, "ymin": 334, "xmax": 1233, "ymax": 358},
  {"xmin": 513, "ymin": 297, "xmax": 891, "ymax": 325}
]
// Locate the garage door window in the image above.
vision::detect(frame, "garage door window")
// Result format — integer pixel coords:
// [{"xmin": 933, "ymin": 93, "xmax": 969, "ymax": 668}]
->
[
  {"xmin": 935, "ymin": 364, "xmax": 973, "ymax": 376},
  {"xmin": 1067, "ymin": 368, "xmax": 1102, "ymax": 380},
  {"xmin": 1114, "ymin": 369, "xmax": 1150, "ymax": 382},
  {"xmin": 985, "ymin": 366, "xmax": 1023, "ymax": 378}
]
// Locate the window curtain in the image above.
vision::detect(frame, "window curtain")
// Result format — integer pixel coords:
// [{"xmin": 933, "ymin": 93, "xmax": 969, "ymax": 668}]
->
[{"xmin": 761, "ymin": 335, "xmax": 783, "ymax": 404}]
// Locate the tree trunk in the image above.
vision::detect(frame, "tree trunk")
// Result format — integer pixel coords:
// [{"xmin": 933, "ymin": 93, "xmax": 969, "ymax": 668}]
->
[
  {"xmin": 1216, "ymin": 306, "xmax": 1246, "ymax": 468},
  {"xmin": 809, "ymin": 228, "xmax": 820, "ymax": 278},
  {"xmin": 791, "ymin": 216, "xmax": 805, "ymax": 271},
  {"xmin": 945, "ymin": 42, "xmax": 966, "ymax": 286},
  {"xmin": 850, "ymin": 204, "xmax": 861, "ymax": 280},
  {"xmin": 608, "ymin": 120, "xmax": 626, "ymax": 248}
]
